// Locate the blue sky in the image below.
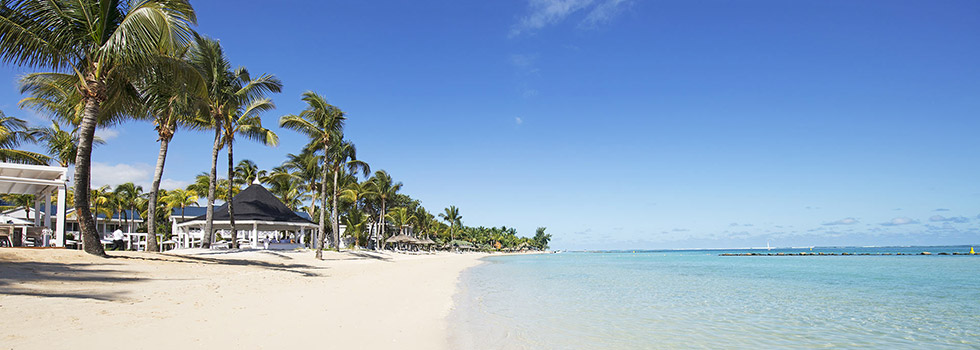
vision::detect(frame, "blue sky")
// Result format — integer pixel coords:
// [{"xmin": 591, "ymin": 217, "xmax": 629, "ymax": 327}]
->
[{"xmin": 1, "ymin": 0, "xmax": 979, "ymax": 249}]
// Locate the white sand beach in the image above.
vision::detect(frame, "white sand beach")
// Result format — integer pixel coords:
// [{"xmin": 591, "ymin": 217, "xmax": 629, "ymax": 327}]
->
[{"xmin": 0, "ymin": 248, "xmax": 487, "ymax": 350}]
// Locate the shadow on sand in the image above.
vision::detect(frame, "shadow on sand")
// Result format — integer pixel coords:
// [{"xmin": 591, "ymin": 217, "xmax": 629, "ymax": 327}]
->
[
  {"xmin": 109, "ymin": 252, "xmax": 328, "ymax": 277},
  {"xmin": 0, "ymin": 261, "xmax": 143, "ymax": 301}
]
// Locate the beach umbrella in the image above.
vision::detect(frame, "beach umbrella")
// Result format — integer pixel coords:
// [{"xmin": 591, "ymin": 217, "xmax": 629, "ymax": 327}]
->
[{"xmin": 385, "ymin": 234, "xmax": 421, "ymax": 244}]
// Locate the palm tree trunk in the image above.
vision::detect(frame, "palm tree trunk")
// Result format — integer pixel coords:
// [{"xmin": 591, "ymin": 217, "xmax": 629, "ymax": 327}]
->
[
  {"xmin": 146, "ymin": 136, "xmax": 170, "ymax": 252},
  {"xmin": 331, "ymin": 167, "xmax": 340, "ymax": 250},
  {"xmin": 316, "ymin": 165, "xmax": 328, "ymax": 259},
  {"xmin": 379, "ymin": 199, "xmax": 386, "ymax": 251},
  {"xmin": 228, "ymin": 140, "xmax": 237, "ymax": 249},
  {"xmin": 75, "ymin": 96, "xmax": 105, "ymax": 256},
  {"xmin": 204, "ymin": 127, "xmax": 221, "ymax": 248}
]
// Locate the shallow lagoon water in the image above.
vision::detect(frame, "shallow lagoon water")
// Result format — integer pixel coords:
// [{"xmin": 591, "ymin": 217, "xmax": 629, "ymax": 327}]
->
[{"xmin": 450, "ymin": 246, "xmax": 980, "ymax": 349}]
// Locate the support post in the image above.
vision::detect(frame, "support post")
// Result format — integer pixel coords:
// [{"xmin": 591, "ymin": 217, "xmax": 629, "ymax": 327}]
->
[
  {"xmin": 33, "ymin": 193, "xmax": 40, "ymax": 226},
  {"xmin": 44, "ymin": 193, "xmax": 52, "ymax": 229},
  {"xmin": 55, "ymin": 184, "xmax": 66, "ymax": 247}
]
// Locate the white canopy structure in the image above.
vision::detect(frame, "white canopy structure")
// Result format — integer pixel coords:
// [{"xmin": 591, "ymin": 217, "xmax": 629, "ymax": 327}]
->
[
  {"xmin": 0, "ymin": 162, "xmax": 68, "ymax": 247},
  {"xmin": 173, "ymin": 184, "xmax": 318, "ymax": 249}
]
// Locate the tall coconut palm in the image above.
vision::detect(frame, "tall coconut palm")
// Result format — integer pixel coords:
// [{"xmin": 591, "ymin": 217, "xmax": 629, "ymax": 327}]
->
[
  {"xmin": 162, "ymin": 188, "xmax": 198, "ymax": 222},
  {"xmin": 366, "ymin": 170, "xmax": 402, "ymax": 249},
  {"xmin": 282, "ymin": 151, "xmax": 322, "ymax": 213},
  {"xmin": 0, "ymin": 111, "xmax": 47, "ymax": 164},
  {"xmin": 439, "ymin": 205, "xmax": 462, "ymax": 241},
  {"xmin": 326, "ymin": 139, "xmax": 369, "ymax": 250},
  {"xmin": 139, "ymin": 46, "xmax": 205, "ymax": 252},
  {"xmin": 0, "ymin": 0, "xmax": 197, "ymax": 256},
  {"xmin": 188, "ymin": 35, "xmax": 281, "ymax": 248},
  {"xmin": 279, "ymin": 91, "xmax": 345, "ymax": 259},
  {"xmin": 222, "ymin": 99, "xmax": 279, "ymax": 249}
]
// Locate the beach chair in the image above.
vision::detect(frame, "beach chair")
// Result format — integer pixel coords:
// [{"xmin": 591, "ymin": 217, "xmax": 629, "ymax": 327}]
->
[{"xmin": 160, "ymin": 239, "xmax": 178, "ymax": 251}]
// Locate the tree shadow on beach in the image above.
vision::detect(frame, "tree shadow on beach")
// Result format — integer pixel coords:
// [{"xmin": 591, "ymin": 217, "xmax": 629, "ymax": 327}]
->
[
  {"xmin": 109, "ymin": 253, "xmax": 328, "ymax": 277},
  {"xmin": 330, "ymin": 251, "xmax": 392, "ymax": 262},
  {"xmin": 0, "ymin": 261, "xmax": 143, "ymax": 301}
]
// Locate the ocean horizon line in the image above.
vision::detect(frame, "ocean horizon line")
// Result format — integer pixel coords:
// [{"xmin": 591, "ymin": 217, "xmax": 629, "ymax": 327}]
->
[{"xmin": 565, "ymin": 244, "xmax": 979, "ymax": 253}]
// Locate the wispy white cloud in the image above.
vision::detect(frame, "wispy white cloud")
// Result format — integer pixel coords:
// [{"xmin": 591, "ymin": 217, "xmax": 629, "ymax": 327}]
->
[
  {"xmin": 91, "ymin": 162, "xmax": 189, "ymax": 191},
  {"xmin": 822, "ymin": 217, "xmax": 859, "ymax": 226},
  {"xmin": 515, "ymin": 117, "xmax": 524, "ymax": 125},
  {"xmin": 95, "ymin": 128, "xmax": 120, "ymax": 141},
  {"xmin": 933, "ymin": 208, "xmax": 950, "ymax": 212},
  {"xmin": 160, "ymin": 178, "xmax": 190, "ymax": 191},
  {"xmin": 582, "ymin": 0, "xmax": 630, "ymax": 28},
  {"xmin": 91, "ymin": 162, "xmax": 151, "ymax": 188},
  {"xmin": 510, "ymin": 0, "xmax": 632, "ymax": 37},
  {"xmin": 880, "ymin": 217, "xmax": 919, "ymax": 226},
  {"xmin": 929, "ymin": 215, "xmax": 969, "ymax": 223}
]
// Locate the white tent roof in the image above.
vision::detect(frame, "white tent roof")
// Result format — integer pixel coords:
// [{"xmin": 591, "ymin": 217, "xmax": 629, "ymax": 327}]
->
[{"xmin": 0, "ymin": 163, "xmax": 68, "ymax": 195}]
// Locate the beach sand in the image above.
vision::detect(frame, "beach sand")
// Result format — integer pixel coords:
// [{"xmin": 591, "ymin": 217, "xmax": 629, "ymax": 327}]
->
[{"xmin": 0, "ymin": 248, "xmax": 486, "ymax": 350}]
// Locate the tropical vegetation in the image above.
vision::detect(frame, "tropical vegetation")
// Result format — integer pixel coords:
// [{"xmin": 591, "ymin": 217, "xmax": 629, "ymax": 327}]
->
[{"xmin": 0, "ymin": 0, "xmax": 552, "ymax": 256}]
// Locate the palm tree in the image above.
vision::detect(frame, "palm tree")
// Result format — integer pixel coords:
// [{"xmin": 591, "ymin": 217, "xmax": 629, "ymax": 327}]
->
[
  {"xmin": 140, "ymin": 46, "xmax": 205, "ymax": 252},
  {"xmin": 188, "ymin": 35, "xmax": 282, "ymax": 248},
  {"xmin": 0, "ymin": 0, "xmax": 197, "ymax": 256},
  {"xmin": 326, "ymin": 139, "xmax": 369, "ymax": 250},
  {"xmin": 235, "ymin": 159, "xmax": 265, "ymax": 186},
  {"xmin": 162, "ymin": 188, "xmax": 199, "ymax": 222},
  {"xmin": 262, "ymin": 166, "xmax": 307, "ymax": 211},
  {"xmin": 90, "ymin": 185, "xmax": 112, "ymax": 234},
  {"xmin": 343, "ymin": 210, "xmax": 368, "ymax": 248},
  {"xmin": 366, "ymin": 170, "xmax": 402, "ymax": 249},
  {"xmin": 439, "ymin": 206, "xmax": 462, "ymax": 241},
  {"xmin": 222, "ymin": 99, "xmax": 279, "ymax": 249},
  {"xmin": 386, "ymin": 207, "xmax": 416, "ymax": 236},
  {"xmin": 35, "ymin": 122, "xmax": 105, "ymax": 167},
  {"xmin": 340, "ymin": 182, "xmax": 369, "ymax": 214},
  {"xmin": 279, "ymin": 91, "xmax": 345, "ymax": 259},
  {"xmin": 114, "ymin": 183, "xmax": 142, "ymax": 233},
  {"xmin": 108, "ymin": 191, "xmax": 125, "ymax": 234},
  {"xmin": 282, "ymin": 151, "xmax": 322, "ymax": 214},
  {"xmin": 0, "ymin": 111, "xmax": 47, "ymax": 164},
  {"xmin": 413, "ymin": 207, "xmax": 435, "ymax": 239}
]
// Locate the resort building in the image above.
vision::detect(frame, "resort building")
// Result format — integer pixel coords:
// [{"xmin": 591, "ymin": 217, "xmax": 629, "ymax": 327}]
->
[
  {"xmin": 172, "ymin": 184, "xmax": 318, "ymax": 249},
  {"xmin": 0, "ymin": 163, "xmax": 68, "ymax": 247}
]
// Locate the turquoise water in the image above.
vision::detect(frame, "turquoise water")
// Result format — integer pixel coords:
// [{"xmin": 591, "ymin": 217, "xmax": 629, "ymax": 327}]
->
[{"xmin": 450, "ymin": 246, "xmax": 980, "ymax": 349}]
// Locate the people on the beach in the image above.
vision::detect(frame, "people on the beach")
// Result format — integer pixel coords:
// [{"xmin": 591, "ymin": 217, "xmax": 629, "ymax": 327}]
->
[{"xmin": 112, "ymin": 229, "xmax": 124, "ymax": 251}]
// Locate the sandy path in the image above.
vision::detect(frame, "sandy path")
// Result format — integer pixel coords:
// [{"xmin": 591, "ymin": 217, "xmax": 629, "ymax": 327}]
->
[{"xmin": 0, "ymin": 248, "xmax": 486, "ymax": 350}]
